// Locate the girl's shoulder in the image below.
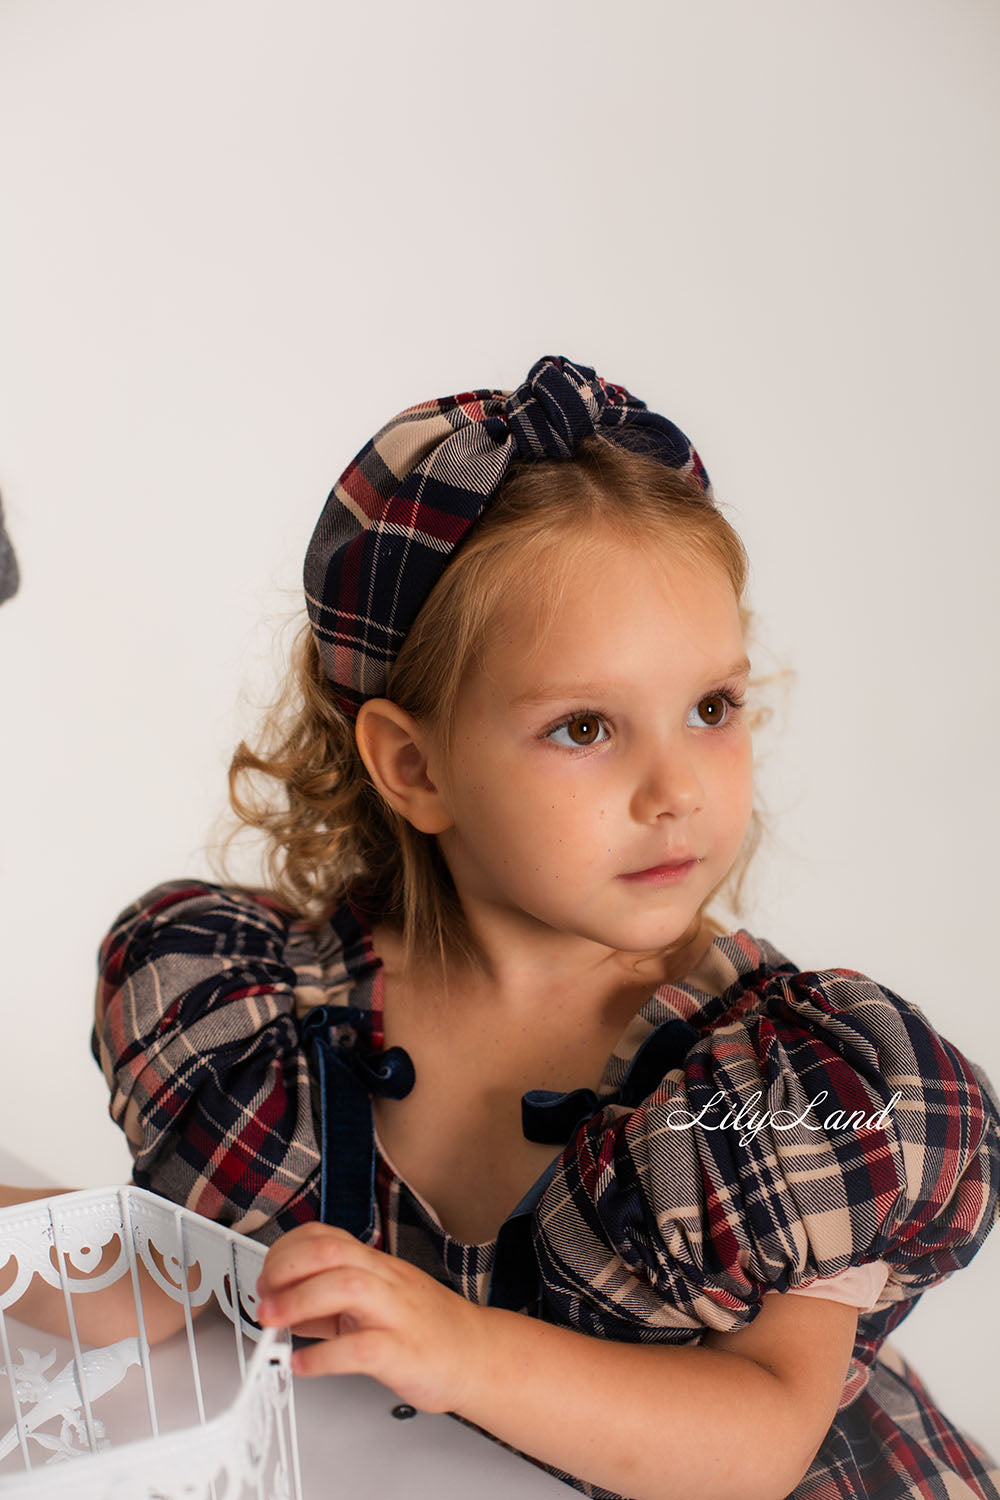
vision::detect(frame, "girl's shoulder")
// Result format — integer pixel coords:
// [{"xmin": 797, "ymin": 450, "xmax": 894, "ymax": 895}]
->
[
  {"xmin": 99, "ymin": 874, "xmax": 379, "ymax": 936},
  {"xmin": 663, "ymin": 924, "xmax": 1000, "ymax": 1134},
  {"xmin": 665, "ymin": 923, "xmax": 913, "ymax": 1033},
  {"xmin": 96, "ymin": 876, "xmax": 375, "ymax": 995},
  {"xmin": 98, "ymin": 878, "xmax": 289, "ymax": 981},
  {"xmin": 104, "ymin": 876, "xmax": 296, "ymax": 929},
  {"xmin": 677, "ymin": 923, "xmax": 960, "ymax": 1042}
]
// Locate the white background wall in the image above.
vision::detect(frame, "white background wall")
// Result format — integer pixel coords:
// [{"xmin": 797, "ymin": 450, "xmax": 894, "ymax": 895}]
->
[{"xmin": 1, "ymin": 0, "xmax": 997, "ymax": 1452}]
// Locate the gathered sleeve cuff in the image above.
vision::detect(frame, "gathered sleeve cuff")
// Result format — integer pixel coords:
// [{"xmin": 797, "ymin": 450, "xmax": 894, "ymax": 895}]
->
[
  {"xmin": 532, "ymin": 962, "xmax": 1000, "ymax": 1385},
  {"xmin": 92, "ymin": 879, "xmax": 322, "ymax": 1243}
]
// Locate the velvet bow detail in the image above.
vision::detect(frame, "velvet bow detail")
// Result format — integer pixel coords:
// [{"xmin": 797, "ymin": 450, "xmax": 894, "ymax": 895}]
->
[
  {"xmin": 299, "ymin": 1003, "xmax": 415, "ymax": 1235},
  {"xmin": 520, "ymin": 1017, "xmax": 700, "ymax": 1143}
]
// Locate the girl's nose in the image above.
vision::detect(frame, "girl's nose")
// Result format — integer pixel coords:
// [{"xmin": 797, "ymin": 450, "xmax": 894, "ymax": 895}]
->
[{"xmin": 630, "ymin": 742, "xmax": 704, "ymax": 822}]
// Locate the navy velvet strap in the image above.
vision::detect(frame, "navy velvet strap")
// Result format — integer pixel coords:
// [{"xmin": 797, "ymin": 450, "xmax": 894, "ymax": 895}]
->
[
  {"xmin": 486, "ymin": 1153, "xmax": 564, "ymax": 1312},
  {"xmin": 616, "ymin": 1018, "xmax": 699, "ymax": 1106},
  {"xmin": 300, "ymin": 1004, "xmax": 415, "ymax": 1236},
  {"xmin": 521, "ymin": 1086, "xmax": 601, "ymax": 1144}
]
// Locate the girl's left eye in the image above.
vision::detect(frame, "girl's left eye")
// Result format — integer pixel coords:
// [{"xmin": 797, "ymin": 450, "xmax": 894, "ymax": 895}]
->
[
  {"xmin": 546, "ymin": 713, "xmax": 610, "ymax": 749},
  {"xmin": 687, "ymin": 691, "xmax": 742, "ymax": 728}
]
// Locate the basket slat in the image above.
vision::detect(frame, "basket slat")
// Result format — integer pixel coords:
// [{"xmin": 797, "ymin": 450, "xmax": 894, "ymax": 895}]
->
[{"xmin": 0, "ymin": 1187, "xmax": 302, "ymax": 1500}]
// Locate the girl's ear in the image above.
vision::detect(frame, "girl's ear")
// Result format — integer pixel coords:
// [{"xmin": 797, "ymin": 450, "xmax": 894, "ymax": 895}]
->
[{"xmin": 354, "ymin": 699, "xmax": 454, "ymax": 835}]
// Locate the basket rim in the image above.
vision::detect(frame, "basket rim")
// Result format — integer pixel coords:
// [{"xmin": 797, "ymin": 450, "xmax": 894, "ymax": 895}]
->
[{"xmin": 0, "ymin": 1185, "xmax": 298, "ymax": 1496}]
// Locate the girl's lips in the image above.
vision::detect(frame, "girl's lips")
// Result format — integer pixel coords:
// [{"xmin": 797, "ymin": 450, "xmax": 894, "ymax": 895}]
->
[{"xmin": 618, "ymin": 859, "xmax": 698, "ymax": 884}]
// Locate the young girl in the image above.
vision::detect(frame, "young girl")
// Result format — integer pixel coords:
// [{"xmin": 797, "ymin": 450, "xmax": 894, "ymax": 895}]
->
[{"xmin": 89, "ymin": 356, "xmax": 1000, "ymax": 1500}]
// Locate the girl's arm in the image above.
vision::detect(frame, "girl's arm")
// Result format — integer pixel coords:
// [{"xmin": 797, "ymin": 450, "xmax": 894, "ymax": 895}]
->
[
  {"xmin": 0, "ymin": 1185, "xmax": 203, "ymax": 1347},
  {"xmin": 257, "ymin": 1221, "xmax": 857, "ymax": 1500},
  {"xmin": 445, "ymin": 1292, "xmax": 854, "ymax": 1500}
]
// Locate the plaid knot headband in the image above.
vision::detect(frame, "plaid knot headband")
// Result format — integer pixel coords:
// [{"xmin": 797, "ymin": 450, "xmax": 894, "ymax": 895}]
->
[{"xmin": 304, "ymin": 354, "xmax": 711, "ymax": 722}]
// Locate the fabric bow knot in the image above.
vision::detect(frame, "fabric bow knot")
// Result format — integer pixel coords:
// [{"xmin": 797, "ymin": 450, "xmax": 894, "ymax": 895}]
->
[
  {"xmin": 303, "ymin": 353, "xmax": 711, "ymax": 721},
  {"xmin": 501, "ymin": 356, "xmax": 611, "ymax": 462}
]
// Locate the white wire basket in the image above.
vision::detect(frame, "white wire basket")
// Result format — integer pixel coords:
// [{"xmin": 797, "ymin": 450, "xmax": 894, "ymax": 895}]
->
[{"xmin": 0, "ymin": 1186, "xmax": 302, "ymax": 1499}]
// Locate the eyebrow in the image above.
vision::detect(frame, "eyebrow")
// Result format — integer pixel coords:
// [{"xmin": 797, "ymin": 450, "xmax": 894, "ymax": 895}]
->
[{"xmin": 510, "ymin": 656, "xmax": 752, "ymax": 706}]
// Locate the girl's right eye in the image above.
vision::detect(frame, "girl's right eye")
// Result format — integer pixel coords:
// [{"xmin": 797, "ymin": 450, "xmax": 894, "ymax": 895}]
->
[{"xmin": 545, "ymin": 713, "xmax": 610, "ymax": 749}]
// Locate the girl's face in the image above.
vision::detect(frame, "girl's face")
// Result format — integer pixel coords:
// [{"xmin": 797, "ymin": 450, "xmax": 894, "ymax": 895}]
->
[{"xmin": 431, "ymin": 537, "xmax": 754, "ymax": 967}]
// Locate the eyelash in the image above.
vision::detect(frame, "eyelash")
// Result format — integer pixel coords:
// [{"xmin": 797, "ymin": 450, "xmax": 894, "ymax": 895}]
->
[{"xmin": 544, "ymin": 689, "xmax": 747, "ymax": 750}]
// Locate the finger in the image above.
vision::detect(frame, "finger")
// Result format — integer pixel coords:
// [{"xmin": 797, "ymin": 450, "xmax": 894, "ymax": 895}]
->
[
  {"xmin": 278, "ymin": 1309, "xmax": 365, "ymax": 1340},
  {"xmin": 289, "ymin": 1327, "xmax": 394, "ymax": 1383},
  {"xmin": 260, "ymin": 1222, "xmax": 363, "ymax": 1280},
  {"xmin": 282, "ymin": 1315, "xmax": 342, "ymax": 1340},
  {"xmin": 257, "ymin": 1267, "xmax": 388, "ymax": 1330},
  {"xmin": 259, "ymin": 1223, "xmax": 360, "ymax": 1281},
  {"xmin": 273, "ymin": 1221, "xmax": 358, "ymax": 1248},
  {"xmin": 257, "ymin": 1226, "xmax": 391, "ymax": 1297}
]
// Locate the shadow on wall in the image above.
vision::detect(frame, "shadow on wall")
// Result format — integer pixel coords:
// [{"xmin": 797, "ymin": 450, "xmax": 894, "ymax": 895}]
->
[{"xmin": 0, "ymin": 495, "xmax": 19, "ymax": 606}]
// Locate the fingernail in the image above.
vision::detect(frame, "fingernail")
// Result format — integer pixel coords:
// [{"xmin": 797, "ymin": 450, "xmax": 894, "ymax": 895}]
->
[{"xmin": 257, "ymin": 1296, "xmax": 275, "ymax": 1322}]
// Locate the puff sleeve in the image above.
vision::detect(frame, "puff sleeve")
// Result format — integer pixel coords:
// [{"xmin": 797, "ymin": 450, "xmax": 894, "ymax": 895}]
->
[
  {"xmin": 92, "ymin": 879, "xmax": 322, "ymax": 1243},
  {"xmin": 532, "ymin": 958, "xmax": 1000, "ymax": 1399}
]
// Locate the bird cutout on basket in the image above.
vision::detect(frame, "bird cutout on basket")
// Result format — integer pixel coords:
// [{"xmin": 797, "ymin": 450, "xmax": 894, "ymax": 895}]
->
[
  {"xmin": 0, "ymin": 1188, "xmax": 304, "ymax": 1498},
  {"xmin": 0, "ymin": 1338, "xmax": 141, "ymax": 1463}
]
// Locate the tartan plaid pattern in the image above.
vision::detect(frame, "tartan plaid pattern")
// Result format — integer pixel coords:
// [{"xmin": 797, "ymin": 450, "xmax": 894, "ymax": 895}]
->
[
  {"xmin": 92, "ymin": 880, "xmax": 1000, "ymax": 1500},
  {"xmin": 303, "ymin": 354, "xmax": 711, "ymax": 720}
]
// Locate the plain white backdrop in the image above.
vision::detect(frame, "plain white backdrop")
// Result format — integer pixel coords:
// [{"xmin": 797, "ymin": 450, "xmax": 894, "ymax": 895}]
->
[{"xmin": 1, "ymin": 0, "xmax": 997, "ymax": 1452}]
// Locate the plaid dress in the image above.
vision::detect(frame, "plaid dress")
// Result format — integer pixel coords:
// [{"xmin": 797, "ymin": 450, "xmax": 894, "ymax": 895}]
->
[{"xmin": 93, "ymin": 880, "xmax": 1000, "ymax": 1500}]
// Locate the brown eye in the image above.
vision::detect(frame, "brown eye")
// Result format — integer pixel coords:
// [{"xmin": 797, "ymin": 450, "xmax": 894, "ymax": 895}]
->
[
  {"xmin": 695, "ymin": 694, "xmax": 728, "ymax": 726},
  {"xmin": 566, "ymin": 715, "xmax": 602, "ymax": 745},
  {"xmin": 547, "ymin": 714, "xmax": 608, "ymax": 748}
]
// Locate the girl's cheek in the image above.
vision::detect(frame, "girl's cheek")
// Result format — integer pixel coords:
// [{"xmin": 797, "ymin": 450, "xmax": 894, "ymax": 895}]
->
[{"xmin": 711, "ymin": 729, "xmax": 753, "ymax": 782}]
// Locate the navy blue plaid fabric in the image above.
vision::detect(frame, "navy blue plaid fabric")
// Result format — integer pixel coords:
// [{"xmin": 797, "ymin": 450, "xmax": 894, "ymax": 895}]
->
[
  {"xmin": 303, "ymin": 354, "xmax": 711, "ymax": 721},
  {"xmin": 93, "ymin": 880, "xmax": 1000, "ymax": 1500}
]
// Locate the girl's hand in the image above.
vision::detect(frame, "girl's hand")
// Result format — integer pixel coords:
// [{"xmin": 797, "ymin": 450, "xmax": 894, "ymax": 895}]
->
[{"xmin": 255, "ymin": 1222, "xmax": 488, "ymax": 1414}]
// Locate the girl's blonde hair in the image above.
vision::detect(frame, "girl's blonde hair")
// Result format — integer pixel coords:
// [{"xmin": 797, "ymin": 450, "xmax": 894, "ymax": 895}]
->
[{"xmin": 225, "ymin": 433, "xmax": 767, "ymax": 986}]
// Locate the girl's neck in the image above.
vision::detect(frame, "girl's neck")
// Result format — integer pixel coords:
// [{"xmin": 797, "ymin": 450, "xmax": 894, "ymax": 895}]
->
[{"xmin": 369, "ymin": 912, "xmax": 726, "ymax": 1025}]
